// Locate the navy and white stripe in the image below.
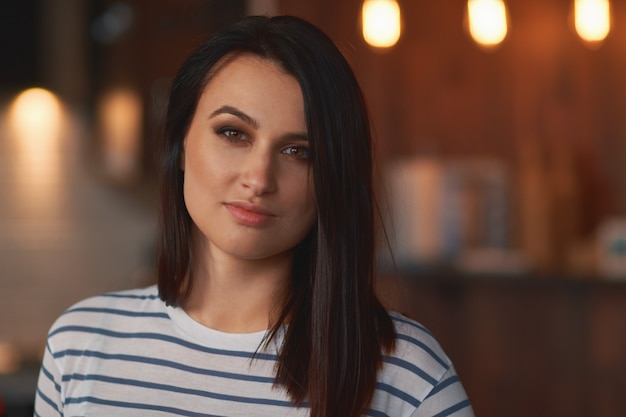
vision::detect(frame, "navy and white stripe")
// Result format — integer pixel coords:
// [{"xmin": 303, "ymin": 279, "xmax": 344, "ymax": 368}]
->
[{"xmin": 34, "ymin": 285, "xmax": 473, "ymax": 417}]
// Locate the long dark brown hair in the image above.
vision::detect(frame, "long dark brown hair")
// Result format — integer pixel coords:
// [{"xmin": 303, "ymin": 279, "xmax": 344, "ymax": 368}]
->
[{"xmin": 156, "ymin": 15, "xmax": 396, "ymax": 417}]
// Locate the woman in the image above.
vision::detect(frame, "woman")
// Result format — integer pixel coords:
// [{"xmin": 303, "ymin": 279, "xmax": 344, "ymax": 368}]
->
[{"xmin": 35, "ymin": 15, "xmax": 474, "ymax": 417}]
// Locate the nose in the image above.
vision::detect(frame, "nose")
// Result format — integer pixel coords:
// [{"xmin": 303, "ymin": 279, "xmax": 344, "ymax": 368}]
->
[{"xmin": 240, "ymin": 147, "xmax": 277, "ymax": 196}]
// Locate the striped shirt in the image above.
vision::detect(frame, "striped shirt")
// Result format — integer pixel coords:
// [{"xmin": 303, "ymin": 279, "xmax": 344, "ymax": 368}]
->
[{"xmin": 34, "ymin": 285, "xmax": 474, "ymax": 417}]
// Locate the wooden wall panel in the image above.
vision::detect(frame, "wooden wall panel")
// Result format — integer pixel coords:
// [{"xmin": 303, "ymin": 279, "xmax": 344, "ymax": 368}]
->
[{"xmin": 280, "ymin": 0, "xmax": 626, "ymax": 221}]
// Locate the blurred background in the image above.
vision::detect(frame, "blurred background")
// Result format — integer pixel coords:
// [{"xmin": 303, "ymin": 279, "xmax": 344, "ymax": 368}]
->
[{"xmin": 0, "ymin": 0, "xmax": 625, "ymax": 416}]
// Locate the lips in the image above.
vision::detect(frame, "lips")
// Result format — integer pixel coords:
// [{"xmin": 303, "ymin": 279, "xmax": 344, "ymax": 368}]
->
[{"xmin": 224, "ymin": 202, "xmax": 276, "ymax": 227}]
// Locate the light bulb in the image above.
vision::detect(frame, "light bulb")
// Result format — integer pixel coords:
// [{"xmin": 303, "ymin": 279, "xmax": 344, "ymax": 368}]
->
[
  {"xmin": 467, "ymin": 0, "xmax": 508, "ymax": 48},
  {"xmin": 98, "ymin": 88, "xmax": 143, "ymax": 181},
  {"xmin": 575, "ymin": 0, "xmax": 611, "ymax": 44},
  {"xmin": 7, "ymin": 87, "xmax": 65, "ymax": 204},
  {"xmin": 362, "ymin": 0, "xmax": 402, "ymax": 48}
]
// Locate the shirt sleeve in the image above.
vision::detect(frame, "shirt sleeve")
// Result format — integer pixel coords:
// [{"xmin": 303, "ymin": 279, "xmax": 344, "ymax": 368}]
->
[
  {"xmin": 33, "ymin": 341, "xmax": 64, "ymax": 417},
  {"xmin": 411, "ymin": 365, "xmax": 475, "ymax": 417}
]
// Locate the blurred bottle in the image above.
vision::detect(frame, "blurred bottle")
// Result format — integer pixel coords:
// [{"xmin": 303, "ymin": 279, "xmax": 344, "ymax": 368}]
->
[{"xmin": 516, "ymin": 138, "xmax": 554, "ymax": 273}]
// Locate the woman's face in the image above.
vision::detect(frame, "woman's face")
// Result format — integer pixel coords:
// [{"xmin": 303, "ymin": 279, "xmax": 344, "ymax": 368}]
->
[{"xmin": 182, "ymin": 54, "xmax": 316, "ymax": 264}]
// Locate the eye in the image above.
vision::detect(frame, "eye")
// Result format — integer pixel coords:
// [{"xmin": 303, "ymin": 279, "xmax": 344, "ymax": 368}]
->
[
  {"xmin": 283, "ymin": 145, "xmax": 310, "ymax": 160},
  {"xmin": 216, "ymin": 127, "xmax": 247, "ymax": 143}
]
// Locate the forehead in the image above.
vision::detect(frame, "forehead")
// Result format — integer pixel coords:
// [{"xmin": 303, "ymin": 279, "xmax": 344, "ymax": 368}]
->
[{"xmin": 196, "ymin": 53, "xmax": 307, "ymax": 130}]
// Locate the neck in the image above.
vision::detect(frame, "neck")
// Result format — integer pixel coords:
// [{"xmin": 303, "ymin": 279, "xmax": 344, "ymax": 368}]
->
[{"xmin": 183, "ymin": 238, "xmax": 292, "ymax": 334}]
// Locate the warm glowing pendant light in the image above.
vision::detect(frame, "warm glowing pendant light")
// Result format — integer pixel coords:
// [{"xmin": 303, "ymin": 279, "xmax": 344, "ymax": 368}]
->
[
  {"xmin": 8, "ymin": 88, "xmax": 65, "ymax": 201},
  {"xmin": 574, "ymin": 0, "xmax": 611, "ymax": 44},
  {"xmin": 467, "ymin": 0, "xmax": 508, "ymax": 48},
  {"xmin": 362, "ymin": 0, "xmax": 402, "ymax": 48}
]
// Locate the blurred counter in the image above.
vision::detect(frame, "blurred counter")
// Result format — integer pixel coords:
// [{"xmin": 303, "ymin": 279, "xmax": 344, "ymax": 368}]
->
[
  {"xmin": 376, "ymin": 272, "xmax": 626, "ymax": 417},
  {"xmin": 0, "ymin": 367, "xmax": 38, "ymax": 417}
]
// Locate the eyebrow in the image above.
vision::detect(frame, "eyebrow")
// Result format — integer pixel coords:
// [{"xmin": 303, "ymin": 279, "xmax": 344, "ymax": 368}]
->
[
  {"xmin": 209, "ymin": 104, "xmax": 309, "ymax": 142},
  {"xmin": 209, "ymin": 105, "xmax": 259, "ymax": 129}
]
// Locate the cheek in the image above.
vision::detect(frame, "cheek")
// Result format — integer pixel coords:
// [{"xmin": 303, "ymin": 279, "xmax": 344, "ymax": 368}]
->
[
  {"xmin": 185, "ymin": 141, "xmax": 232, "ymax": 186},
  {"xmin": 183, "ymin": 147, "xmax": 227, "ymax": 211},
  {"xmin": 184, "ymin": 153, "xmax": 208, "ymax": 200}
]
